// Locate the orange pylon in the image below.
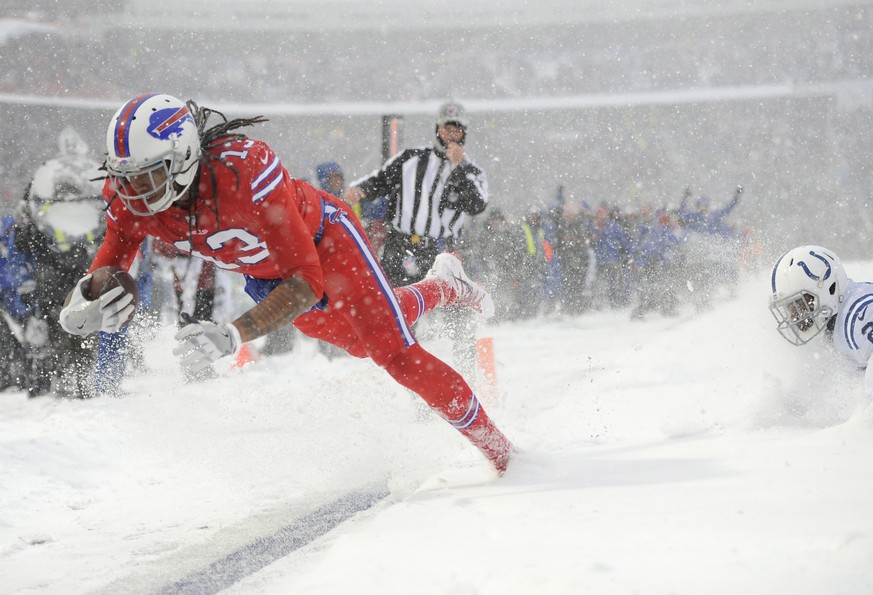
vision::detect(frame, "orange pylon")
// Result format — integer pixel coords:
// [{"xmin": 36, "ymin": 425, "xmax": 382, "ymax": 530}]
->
[
  {"xmin": 233, "ymin": 343, "xmax": 256, "ymax": 369},
  {"xmin": 475, "ymin": 337, "xmax": 499, "ymax": 406}
]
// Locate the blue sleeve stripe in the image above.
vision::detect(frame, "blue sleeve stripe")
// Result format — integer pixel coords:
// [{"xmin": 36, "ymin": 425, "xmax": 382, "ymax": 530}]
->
[
  {"xmin": 252, "ymin": 170, "xmax": 284, "ymax": 204},
  {"xmin": 251, "ymin": 157, "xmax": 281, "ymax": 190},
  {"xmin": 251, "ymin": 156, "xmax": 283, "ymax": 203}
]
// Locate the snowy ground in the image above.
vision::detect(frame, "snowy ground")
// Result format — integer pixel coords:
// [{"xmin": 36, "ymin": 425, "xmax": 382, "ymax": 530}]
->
[{"xmin": 2, "ymin": 263, "xmax": 873, "ymax": 595}]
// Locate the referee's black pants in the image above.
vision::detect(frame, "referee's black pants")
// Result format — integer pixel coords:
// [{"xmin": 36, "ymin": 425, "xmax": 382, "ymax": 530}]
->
[{"xmin": 381, "ymin": 229, "xmax": 453, "ymax": 287}]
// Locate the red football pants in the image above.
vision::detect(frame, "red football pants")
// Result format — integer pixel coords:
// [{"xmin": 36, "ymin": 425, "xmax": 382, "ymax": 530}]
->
[{"xmin": 292, "ymin": 203, "xmax": 512, "ymax": 471}]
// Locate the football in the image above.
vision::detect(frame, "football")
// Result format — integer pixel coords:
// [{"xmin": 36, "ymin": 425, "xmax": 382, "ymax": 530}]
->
[{"xmin": 84, "ymin": 266, "xmax": 138, "ymax": 328}]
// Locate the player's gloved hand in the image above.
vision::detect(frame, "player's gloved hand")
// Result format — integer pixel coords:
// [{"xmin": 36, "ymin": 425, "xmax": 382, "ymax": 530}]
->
[
  {"xmin": 173, "ymin": 320, "xmax": 241, "ymax": 373},
  {"xmin": 59, "ymin": 274, "xmax": 135, "ymax": 336}
]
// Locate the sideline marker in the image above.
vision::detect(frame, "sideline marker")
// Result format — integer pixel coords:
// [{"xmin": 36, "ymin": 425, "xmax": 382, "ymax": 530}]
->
[
  {"xmin": 233, "ymin": 343, "xmax": 256, "ymax": 369},
  {"xmin": 476, "ymin": 336, "xmax": 499, "ymax": 406}
]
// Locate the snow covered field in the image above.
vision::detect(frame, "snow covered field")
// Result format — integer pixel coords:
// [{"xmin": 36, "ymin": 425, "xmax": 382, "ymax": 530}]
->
[{"xmin": 2, "ymin": 263, "xmax": 873, "ymax": 595}]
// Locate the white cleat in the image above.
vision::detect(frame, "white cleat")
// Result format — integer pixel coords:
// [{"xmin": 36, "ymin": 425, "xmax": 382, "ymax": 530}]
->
[{"xmin": 427, "ymin": 253, "xmax": 495, "ymax": 319}]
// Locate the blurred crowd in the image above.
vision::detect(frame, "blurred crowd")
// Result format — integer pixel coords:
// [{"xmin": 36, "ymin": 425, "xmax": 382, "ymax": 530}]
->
[{"xmin": 460, "ymin": 185, "xmax": 759, "ymax": 323}]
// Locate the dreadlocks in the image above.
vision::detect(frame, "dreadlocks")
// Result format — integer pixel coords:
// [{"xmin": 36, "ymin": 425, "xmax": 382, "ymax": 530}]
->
[
  {"xmin": 189, "ymin": 101, "xmax": 268, "ymax": 149},
  {"xmin": 185, "ymin": 100, "xmax": 268, "ymax": 205}
]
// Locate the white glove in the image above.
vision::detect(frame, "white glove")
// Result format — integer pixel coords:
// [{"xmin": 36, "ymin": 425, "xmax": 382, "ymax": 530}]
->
[
  {"xmin": 59, "ymin": 275, "xmax": 135, "ymax": 336},
  {"xmin": 173, "ymin": 321, "xmax": 241, "ymax": 373}
]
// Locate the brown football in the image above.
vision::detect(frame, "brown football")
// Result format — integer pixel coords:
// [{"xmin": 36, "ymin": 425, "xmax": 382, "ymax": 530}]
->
[{"xmin": 85, "ymin": 266, "xmax": 139, "ymax": 328}]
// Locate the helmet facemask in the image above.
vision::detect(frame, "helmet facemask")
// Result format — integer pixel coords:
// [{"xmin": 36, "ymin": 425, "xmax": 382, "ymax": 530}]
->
[
  {"xmin": 107, "ymin": 146, "xmax": 196, "ymax": 216},
  {"xmin": 769, "ymin": 290, "xmax": 834, "ymax": 346}
]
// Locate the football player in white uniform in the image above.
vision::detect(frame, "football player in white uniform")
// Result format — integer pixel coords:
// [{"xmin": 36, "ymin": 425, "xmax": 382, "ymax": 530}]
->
[{"xmin": 769, "ymin": 245, "xmax": 873, "ymax": 393}]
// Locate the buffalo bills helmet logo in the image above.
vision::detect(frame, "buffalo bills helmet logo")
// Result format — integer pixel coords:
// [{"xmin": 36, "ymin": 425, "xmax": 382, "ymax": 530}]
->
[{"xmin": 147, "ymin": 107, "xmax": 194, "ymax": 141}]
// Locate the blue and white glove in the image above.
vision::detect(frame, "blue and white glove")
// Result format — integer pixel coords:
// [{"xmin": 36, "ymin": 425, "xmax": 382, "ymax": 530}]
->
[
  {"xmin": 173, "ymin": 321, "xmax": 241, "ymax": 373},
  {"xmin": 59, "ymin": 274, "xmax": 135, "ymax": 336}
]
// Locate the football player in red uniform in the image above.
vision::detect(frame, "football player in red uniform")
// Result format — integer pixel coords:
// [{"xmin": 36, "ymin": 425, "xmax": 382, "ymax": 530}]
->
[{"xmin": 58, "ymin": 94, "xmax": 512, "ymax": 473}]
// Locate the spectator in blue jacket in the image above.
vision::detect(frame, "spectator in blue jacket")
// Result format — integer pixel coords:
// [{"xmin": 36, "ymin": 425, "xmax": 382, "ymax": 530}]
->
[
  {"xmin": 593, "ymin": 205, "xmax": 633, "ymax": 308},
  {"xmin": 678, "ymin": 186, "xmax": 742, "ymax": 237},
  {"xmin": 631, "ymin": 207, "xmax": 682, "ymax": 319},
  {"xmin": 677, "ymin": 186, "xmax": 744, "ymax": 311},
  {"xmin": 0, "ymin": 216, "xmax": 49, "ymax": 395},
  {"xmin": 316, "ymin": 161, "xmax": 344, "ymax": 197}
]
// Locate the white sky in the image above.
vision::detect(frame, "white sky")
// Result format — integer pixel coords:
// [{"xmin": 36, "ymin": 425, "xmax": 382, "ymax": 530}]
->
[{"xmin": 2, "ymin": 264, "xmax": 872, "ymax": 594}]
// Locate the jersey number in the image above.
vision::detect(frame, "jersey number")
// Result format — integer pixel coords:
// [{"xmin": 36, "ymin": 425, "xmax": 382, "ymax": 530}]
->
[
  {"xmin": 174, "ymin": 228, "xmax": 269, "ymax": 270},
  {"xmin": 219, "ymin": 139, "xmax": 255, "ymax": 161},
  {"xmin": 862, "ymin": 322, "xmax": 873, "ymax": 345}
]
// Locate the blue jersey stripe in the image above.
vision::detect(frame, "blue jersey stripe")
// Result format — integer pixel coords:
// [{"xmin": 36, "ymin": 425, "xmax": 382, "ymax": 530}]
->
[{"xmin": 845, "ymin": 294, "xmax": 873, "ymax": 350}]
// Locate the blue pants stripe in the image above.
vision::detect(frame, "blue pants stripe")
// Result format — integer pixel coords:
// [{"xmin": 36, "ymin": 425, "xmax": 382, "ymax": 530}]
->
[{"xmin": 324, "ymin": 204, "xmax": 416, "ymax": 347}]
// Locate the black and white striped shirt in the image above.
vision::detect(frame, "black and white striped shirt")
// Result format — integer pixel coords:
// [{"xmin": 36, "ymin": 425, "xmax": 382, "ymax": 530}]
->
[{"xmin": 353, "ymin": 145, "xmax": 488, "ymax": 239}]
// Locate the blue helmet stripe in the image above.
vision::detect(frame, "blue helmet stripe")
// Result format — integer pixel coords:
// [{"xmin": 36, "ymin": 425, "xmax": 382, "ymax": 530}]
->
[{"xmin": 771, "ymin": 252, "xmax": 787, "ymax": 294}]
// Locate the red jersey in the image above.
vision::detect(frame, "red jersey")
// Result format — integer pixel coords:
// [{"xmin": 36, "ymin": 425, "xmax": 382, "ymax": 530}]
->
[{"xmin": 93, "ymin": 138, "xmax": 334, "ymax": 299}]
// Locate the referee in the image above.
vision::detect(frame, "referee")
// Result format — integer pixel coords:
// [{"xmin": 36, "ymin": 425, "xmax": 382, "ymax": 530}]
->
[{"xmin": 343, "ymin": 100, "xmax": 489, "ymax": 287}]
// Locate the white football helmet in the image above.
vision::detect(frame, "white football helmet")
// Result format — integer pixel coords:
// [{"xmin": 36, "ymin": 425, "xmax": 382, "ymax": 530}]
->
[
  {"xmin": 105, "ymin": 94, "xmax": 201, "ymax": 216},
  {"xmin": 27, "ymin": 154, "xmax": 105, "ymax": 254},
  {"xmin": 769, "ymin": 245, "xmax": 848, "ymax": 346},
  {"xmin": 25, "ymin": 129, "xmax": 105, "ymax": 254}
]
